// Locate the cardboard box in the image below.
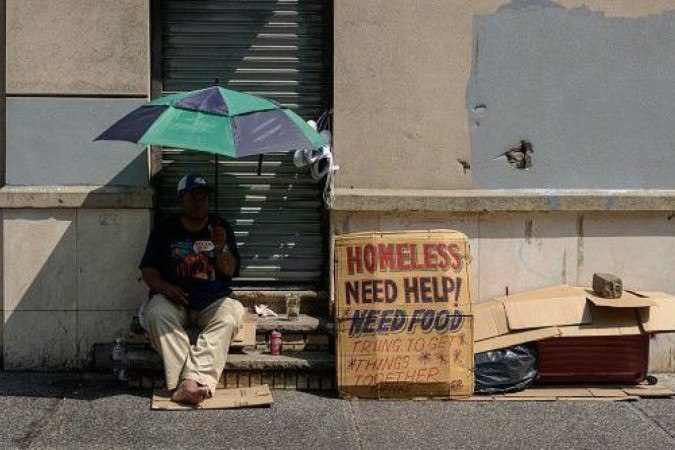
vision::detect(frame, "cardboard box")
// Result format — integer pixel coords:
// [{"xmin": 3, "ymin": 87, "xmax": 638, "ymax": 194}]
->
[
  {"xmin": 638, "ymin": 292, "xmax": 675, "ymax": 332},
  {"xmin": 558, "ymin": 306, "xmax": 642, "ymax": 337},
  {"xmin": 473, "ymin": 285, "xmax": 661, "ymax": 352},
  {"xmin": 334, "ymin": 230, "xmax": 473, "ymax": 399},
  {"xmin": 474, "ymin": 327, "xmax": 559, "ymax": 353},
  {"xmin": 496, "ymin": 285, "xmax": 591, "ymax": 330},
  {"xmin": 474, "ymin": 285, "xmax": 589, "ymax": 352},
  {"xmin": 473, "ymin": 301, "xmax": 509, "ymax": 341},
  {"xmin": 584, "ymin": 289, "xmax": 655, "ymax": 308}
]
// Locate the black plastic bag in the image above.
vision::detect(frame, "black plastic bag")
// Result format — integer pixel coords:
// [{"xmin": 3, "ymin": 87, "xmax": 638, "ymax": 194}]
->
[{"xmin": 474, "ymin": 344, "xmax": 538, "ymax": 394}]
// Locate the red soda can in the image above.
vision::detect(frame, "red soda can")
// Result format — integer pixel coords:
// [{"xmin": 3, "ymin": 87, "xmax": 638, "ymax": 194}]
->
[{"xmin": 270, "ymin": 331, "xmax": 282, "ymax": 355}]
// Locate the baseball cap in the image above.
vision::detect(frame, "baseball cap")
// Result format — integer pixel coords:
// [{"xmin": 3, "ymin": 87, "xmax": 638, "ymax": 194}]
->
[{"xmin": 177, "ymin": 174, "xmax": 211, "ymax": 195}]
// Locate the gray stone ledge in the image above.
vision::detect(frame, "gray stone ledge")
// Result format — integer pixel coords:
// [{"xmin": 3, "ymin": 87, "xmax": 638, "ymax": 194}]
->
[
  {"xmin": 0, "ymin": 185, "xmax": 154, "ymax": 209},
  {"xmin": 256, "ymin": 314, "xmax": 333, "ymax": 334},
  {"xmin": 332, "ymin": 188, "xmax": 675, "ymax": 212}
]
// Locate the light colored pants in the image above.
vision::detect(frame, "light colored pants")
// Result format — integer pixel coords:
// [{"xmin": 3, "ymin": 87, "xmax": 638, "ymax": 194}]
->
[{"xmin": 144, "ymin": 294, "xmax": 245, "ymax": 393}]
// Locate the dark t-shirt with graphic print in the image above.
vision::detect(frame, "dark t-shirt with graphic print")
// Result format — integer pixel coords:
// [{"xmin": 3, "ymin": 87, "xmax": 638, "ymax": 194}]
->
[{"xmin": 139, "ymin": 214, "xmax": 240, "ymax": 310}]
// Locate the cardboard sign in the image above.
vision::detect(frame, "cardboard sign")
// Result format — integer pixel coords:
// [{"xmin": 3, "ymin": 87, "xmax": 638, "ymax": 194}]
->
[{"xmin": 334, "ymin": 230, "xmax": 473, "ymax": 399}]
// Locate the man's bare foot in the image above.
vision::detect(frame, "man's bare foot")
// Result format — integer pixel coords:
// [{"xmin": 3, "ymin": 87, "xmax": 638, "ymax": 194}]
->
[{"xmin": 170, "ymin": 379, "xmax": 210, "ymax": 405}]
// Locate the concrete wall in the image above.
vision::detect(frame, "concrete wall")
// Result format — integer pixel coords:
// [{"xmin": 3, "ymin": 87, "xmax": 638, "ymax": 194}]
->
[
  {"xmin": 2, "ymin": 0, "xmax": 152, "ymax": 369},
  {"xmin": 6, "ymin": 0, "xmax": 149, "ymax": 95},
  {"xmin": 333, "ymin": 209, "xmax": 675, "ymax": 372},
  {"xmin": 333, "ymin": 0, "xmax": 675, "ymax": 190},
  {"xmin": 2, "ymin": 207, "xmax": 151, "ymax": 369},
  {"xmin": 469, "ymin": 2, "xmax": 675, "ymax": 189}
]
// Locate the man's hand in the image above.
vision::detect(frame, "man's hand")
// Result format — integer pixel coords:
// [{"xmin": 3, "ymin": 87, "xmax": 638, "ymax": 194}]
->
[
  {"xmin": 159, "ymin": 282, "xmax": 189, "ymax": 305},
  {"xmin": 141, "ymin": 267, "xmax": 189, "ymax": 306},
  {"xmin": 210, "ymin": 224, "xmax": 228, "ymax": 253}
]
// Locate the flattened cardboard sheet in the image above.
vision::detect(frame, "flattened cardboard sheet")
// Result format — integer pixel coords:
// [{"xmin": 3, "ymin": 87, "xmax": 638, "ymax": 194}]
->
[
  {"xmin": 560, "ymin": 397, "xmax": 638, "ymax": 402},
  {"xmin": 494, "ymin": 285, "xmax": 590, "ymax": 331},
  {"xmin": 588, "ymin": 387, "xmax": 631, "ymax": 398},
  {"xmin": 500, "ymin": 295, "xmax": 591, "ymax": 330},
  {"xmin": 474, "ymin": 327, "xmax": 560, "ymax": 353},
  {"xmin": 584, "ymin": 289, "xmax": 655, "ymax": 308},
  {"xmin": 473, "ymin": 301, "xmax": 508, "ymax": 341},
  {"xmin": 504, "ymin": 387, "xmax": 593, "ymax": 398},
  {"xmin": 495, "ymin": 285, "xmax": 584, "ymax": 303},
  {"xmin": 638, "ymin": 292, "xmax": 675, "ymax": 332},
  {"xmin": 622, "ymin": 387, "xmax": 674, "ymax": 398},
  {"xmin": 558, "ymin": 306, "xmax": 642, "ymax": 337},
  {"xmin": 334, "ymin": 230, "xmax": 474, "ymax": 399},
  {"xmin": 152, "ymin": 385, "xmax": 273, "ymax": 410}
]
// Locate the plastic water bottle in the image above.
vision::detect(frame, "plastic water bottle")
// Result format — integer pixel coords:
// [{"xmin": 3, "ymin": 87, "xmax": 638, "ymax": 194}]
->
[{"xmin": 112, "ymin": 338, "xmax": 127, "ymax": 381}]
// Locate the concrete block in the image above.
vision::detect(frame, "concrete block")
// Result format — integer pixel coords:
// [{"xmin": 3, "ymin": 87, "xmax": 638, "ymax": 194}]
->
[
  {"xmin": 248, "ymin": 372, "xmax": 263, "ymax": 387},
  {"xmin": 296, "ymin": 373, "xmax": 309, "ymax": 390},
  {"xmin": 260, "ymin": 371, "xmax": 272, "ymax": 388},
  {"xmin": 3, "ymin": 310, "xmax": 77, "ymax": 369},
  {"xmin": 7, "ymin": 98, "xmax": 149, "ymax": 187},
  {"xmin": 237, "ymin": 372, "xmax": 251, "ymax": 388},
  {"xmin": 225, "ymin": 372, "xmax": 238, "ymax": 389},
  {"xmin": 592, "ymin": 273, "xmax": 623, "ymax": 298},
  {"xmin": 309, "ymin": 374, "xmax": 321, "ymax": 390},
  {"xmin": 76, "ymin": 209, "xmax": 151, "ymax": 310},
  {"xmin": 272, "ymin": 372, "xmax": 285, "ymax": 389},
  {"xmin": 7, "ymin": 0, "xmax": 149, "ymax": 95},
  {"xmin": 4, "ymin": 209, "xmax": 77, "ymax": 312},
  {"xmin": 577, "ymin": 212, "xmax": 675, "ymax": 293},
  {"xmin": 76, "ymin": 310, "xmax": 136, "ymax": 367},
  {"xmin": 477, "ymin": 212, "xmax": 578, "ymax": 302}
]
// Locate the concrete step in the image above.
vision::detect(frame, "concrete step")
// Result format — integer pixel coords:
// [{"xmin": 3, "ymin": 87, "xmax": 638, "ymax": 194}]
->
[
  {"xmin": 126, "ymin": 348, "xmax": 336, "ymax": 391},
  {"xmin": 131, "ymin": 314, "xmax": 333, "ymax": 336},
  {"xmin": 127, "ymin": 348, "xmax": 334, "ymax": 372},
  {"xmin": 129, "ymin": 314, "xmax": 334, "ymax": 351},
  {"xmin": 256, "ymin": 314, "xmax": 333, "ymax": 335},
  {"xmin": 232, "ymin": 290, "xmax": 329, "ymax": 317}
]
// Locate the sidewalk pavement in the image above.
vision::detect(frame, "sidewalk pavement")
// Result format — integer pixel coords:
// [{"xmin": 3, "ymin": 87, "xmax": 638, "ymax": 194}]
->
[{"xmin": 1, "ymin": 372, "xmax": 674, "ymax": 450}]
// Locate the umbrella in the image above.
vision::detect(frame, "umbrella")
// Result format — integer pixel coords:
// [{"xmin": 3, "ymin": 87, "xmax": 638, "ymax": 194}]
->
[{"xmin": 95, "ymin": 84, "xmax": 325, "ymax": 210}]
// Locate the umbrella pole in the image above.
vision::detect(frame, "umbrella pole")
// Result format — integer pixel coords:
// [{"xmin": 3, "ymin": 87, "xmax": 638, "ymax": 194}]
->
[
  {"xmin": 214, "ymin": 154, "xmax": 219, "ymax": 216},
  {"xmin": 214, "ymin": 78, "xmax": 220, "ymax": 216}
]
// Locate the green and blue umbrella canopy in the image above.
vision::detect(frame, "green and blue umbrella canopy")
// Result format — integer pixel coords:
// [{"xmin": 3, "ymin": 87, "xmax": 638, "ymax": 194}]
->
[{"xmin": 95, "ymin": 86, "xmax": 325, "ymax": 157}]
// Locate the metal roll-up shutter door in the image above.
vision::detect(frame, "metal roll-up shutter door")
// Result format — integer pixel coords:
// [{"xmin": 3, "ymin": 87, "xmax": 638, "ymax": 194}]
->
[{"xmin": 159, "ymin": 0, "xmax": 331, "ymax": 289}]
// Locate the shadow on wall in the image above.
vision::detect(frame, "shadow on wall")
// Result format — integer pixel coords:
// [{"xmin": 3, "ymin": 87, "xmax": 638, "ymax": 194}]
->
[
  {"xmin": 6, "ymin": 97, "xmax": 150, "ymax": 188},
  {"xmin": 2, "ymin": 208, "xmax": 150, "ymax": 371}
]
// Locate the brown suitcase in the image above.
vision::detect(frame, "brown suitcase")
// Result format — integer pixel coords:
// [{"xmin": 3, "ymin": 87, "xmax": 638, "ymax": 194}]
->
[{"xmin": 536, "ymin": 334, "xmax": 649, "ymax": 385}]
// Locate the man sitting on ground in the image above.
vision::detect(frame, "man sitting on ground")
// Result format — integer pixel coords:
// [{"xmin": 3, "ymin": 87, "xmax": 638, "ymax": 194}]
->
[{"xmin": 139, "ymin": 174, "xmax": 244, "ymax": 405}]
